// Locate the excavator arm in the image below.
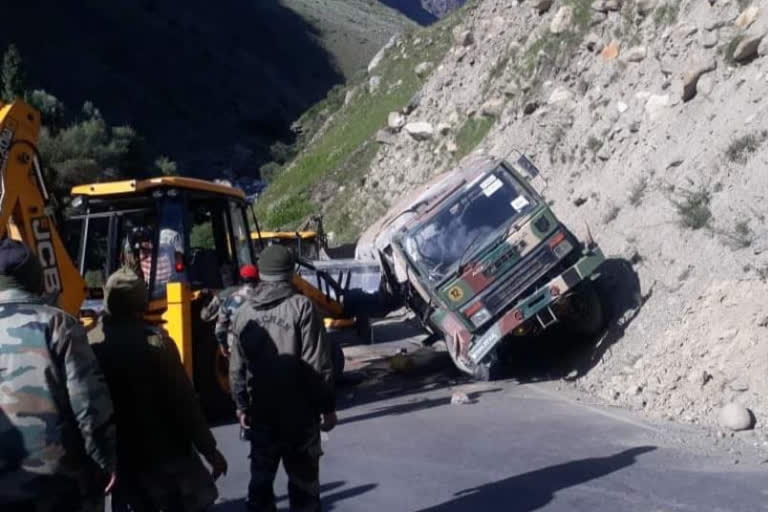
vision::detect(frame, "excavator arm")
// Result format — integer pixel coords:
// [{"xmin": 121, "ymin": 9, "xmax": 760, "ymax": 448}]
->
[{"xmin": 0, "ymin": 100, "xmax": 85, "ymax": 315}]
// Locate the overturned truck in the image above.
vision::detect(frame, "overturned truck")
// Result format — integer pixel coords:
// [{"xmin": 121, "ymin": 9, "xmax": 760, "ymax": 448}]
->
[{"xmin": 356, "ymin": 154, "xmax": 606, "ymax": 380}]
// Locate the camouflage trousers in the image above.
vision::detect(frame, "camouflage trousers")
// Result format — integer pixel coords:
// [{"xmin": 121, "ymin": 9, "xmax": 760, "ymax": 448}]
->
[
  {"xmin": 110, "ymin": 453, "xmax": 218, "ymax": 512},
  {"xmin": 247, "ymin": 425, "xmax": 322, "ymax": 512}
]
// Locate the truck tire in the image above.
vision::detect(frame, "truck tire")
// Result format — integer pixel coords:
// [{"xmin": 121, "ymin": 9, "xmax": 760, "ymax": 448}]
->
[
  {"xmin": 446, "ymin": 335, "xmax": 501, "ymax": 381},
  {"xmin": 558, "ymin": 280, "xmax": 604, "ymax": 338}
]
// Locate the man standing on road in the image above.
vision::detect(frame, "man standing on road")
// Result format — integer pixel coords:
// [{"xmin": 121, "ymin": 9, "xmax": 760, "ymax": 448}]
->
[
  {"xmin": 230, "ymin": 245, "xmax": 337, "ymax": 512},
  {"xmin": 200, "ymin": 264, "xmax": 260, "ymax": 357},
  {"xmin": 0, "ymin": 239, "xmax": 117, "ymax": 511},
  {"xmin": 88, "ymin": 267, "xmax": 228, "ymax": 511}
]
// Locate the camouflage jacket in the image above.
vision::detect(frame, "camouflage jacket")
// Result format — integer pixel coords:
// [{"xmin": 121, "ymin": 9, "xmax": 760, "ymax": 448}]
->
[
  {"xmin": 0, "ymin": 289, "xmax": 116, "ymax": 503},
  {"xmin": 230, "ymin": 281, "xmax": 335, "ymax": 433},
  {"xmin": 88, "ymin": 317, "xmax": 217, "ymax": 472}
]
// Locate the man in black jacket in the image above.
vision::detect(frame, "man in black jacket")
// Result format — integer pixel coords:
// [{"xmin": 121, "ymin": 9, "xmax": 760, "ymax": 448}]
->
[{"xmin": 230, "ymin": 245, "xmax": 336, "ymax": 512}]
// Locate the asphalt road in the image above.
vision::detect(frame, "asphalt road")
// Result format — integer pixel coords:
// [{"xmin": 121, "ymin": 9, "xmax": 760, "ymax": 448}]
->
[{"xmin": 209, "ymin": 348, "xmax": 767, "ymax": 512}]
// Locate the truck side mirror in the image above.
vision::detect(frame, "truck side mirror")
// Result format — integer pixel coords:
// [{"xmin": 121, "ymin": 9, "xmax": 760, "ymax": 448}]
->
[{"xmin": 516, "ymin": 154, "xmax": 540, "ymax": 179}]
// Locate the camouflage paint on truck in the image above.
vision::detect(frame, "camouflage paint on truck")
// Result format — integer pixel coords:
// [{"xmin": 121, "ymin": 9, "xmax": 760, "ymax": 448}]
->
[{"xmin": 355, "ymin": 154, "xmax": 605, "ymax": 377}]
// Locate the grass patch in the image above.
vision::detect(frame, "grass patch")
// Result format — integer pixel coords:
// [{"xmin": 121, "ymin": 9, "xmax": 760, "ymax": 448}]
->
[
  {"xmin": 672, "ymin": 187, "xmax": 712, "ymax": 230},
  {"xmin": 725, "ymin": 132, "xmax": 766, "ymax": 164},
  {"xmin": 454, "ymin": 116, "xmax": 496, "ymax": 160},
  {"xmin": 254, "ymin": 13, "xmax": 460, "ymax": 230},
  {"xmin": 653, "ymin": 2, "xmax": 680, "ymax": 27}
]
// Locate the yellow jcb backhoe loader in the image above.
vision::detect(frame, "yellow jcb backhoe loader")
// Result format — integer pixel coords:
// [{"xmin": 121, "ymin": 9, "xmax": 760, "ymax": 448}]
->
[{"xmin": 0, "ymin": 99, "xmax": 351, "ymax": 419}]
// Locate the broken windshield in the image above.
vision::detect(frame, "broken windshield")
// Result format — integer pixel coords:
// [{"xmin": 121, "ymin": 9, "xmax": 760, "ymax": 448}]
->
[{"xmin": 403, "ymin": 166, "xmax": 537, "ymax": 283}]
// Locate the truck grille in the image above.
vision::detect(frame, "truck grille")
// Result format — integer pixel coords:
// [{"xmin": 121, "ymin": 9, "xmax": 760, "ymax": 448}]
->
[{"xmin": 483, "ymin": 246, "xmax": 557, "ymax": 316}]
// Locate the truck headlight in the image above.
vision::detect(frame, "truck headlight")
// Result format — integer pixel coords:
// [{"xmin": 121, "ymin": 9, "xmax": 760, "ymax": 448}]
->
[
  {"xmin": 552, "ymin": 239, "xmax": 573, "ymax": 259},
  {"xmin": 470, "ymin": 307, "xmax": 492, "ymax": 327}
]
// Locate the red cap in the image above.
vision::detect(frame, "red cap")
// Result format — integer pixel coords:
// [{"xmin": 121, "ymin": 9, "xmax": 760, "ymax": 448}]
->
[{"xmin": 240, "ymin": 264, "xmax": 259, "ymax": 281}]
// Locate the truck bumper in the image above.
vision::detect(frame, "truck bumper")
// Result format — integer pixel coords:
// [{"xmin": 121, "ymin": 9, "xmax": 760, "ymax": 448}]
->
[{"xmin": 467, "ymin": 246, "xmax": 605, "ymax": 364}]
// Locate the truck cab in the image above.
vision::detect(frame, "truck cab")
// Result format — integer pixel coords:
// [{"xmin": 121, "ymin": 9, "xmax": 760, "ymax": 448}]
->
[{"xmin": 358, "ymin": 155, "xmax": 605, "ymax": 379}]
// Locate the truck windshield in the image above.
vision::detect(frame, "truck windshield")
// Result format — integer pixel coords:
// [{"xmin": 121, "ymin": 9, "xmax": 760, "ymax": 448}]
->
[{"xmin": 403, "ymin": 166, "xmax": 536, "ymax": 283}]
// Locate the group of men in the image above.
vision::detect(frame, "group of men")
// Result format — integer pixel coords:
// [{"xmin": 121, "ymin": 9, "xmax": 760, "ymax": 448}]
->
[{"xmin": 0, "ymin": 238, "xmax": 338, "ymax": 512}]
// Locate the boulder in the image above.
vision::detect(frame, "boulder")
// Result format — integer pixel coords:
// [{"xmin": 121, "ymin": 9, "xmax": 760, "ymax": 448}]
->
[
  {"xmin": 436, "ymin": 123, "xmax": 451, "ymax": 135},
  {"xmin": 404, "ymin": 122, "xmax": 434, "ymax": 140},
  {"xmin": 414, "ymin": 61, "xmax": 433, "ymax": 77},
  {"xmin": 532, "ymin": 0, "xmax": 553, "ymax": 14},
  {"xmin": 387, "ymin": 112, "xmax": 406, "ymax": 131},
  {"xmin": 375, "ymin": 129, "xmax": 398, "ymax": 145},
  {"xmin": 451, "ymin": 392, "xmax": 472, "ymax": 405},
  {"xmin": 682, "ymin": 57, "xmax": 717, "ymax": 102},
  {"xmin": 368, "ymin": 75, "xmax": 382, "ymax": 94},
  {"xmin": 645, "ymin": 94, "xmax": 670, "ymax": 121},
  {"xmin": 735, "ymin": 6, "xmax": 760, "ymax": 30},
  {"xmin": 701, "ymin": 30, "xmax": 719, "ymax": 49},
  {"xmin": 585, "ymin": 32, "xmax": 604, "ymax": 53},
  {"xmin": 718, "ymin": 403, "xmax": 754, "ymax": 431},
  {"xmin": 604, "ymin": 0, "xmax": 622, "ymax": 11},
  {"xmin": 636, "ymin": 0, "xmax": 657, "ymax": 16},
  {"xmin": 733, "ymin": 32, "xmax": 766, "ymax": 62},
  {"xmin": 760, "ymin": 35, "xmax": 768, "ymax": 57},
  {"xmin": 550, "ymin": 6, "xmax": 574, "ymax": 34},
  {"xmin": 481, "ymin": 97, "xmax": 505, "ymax": 117},
  {"xmin": 453, "ymin": 27, "xmax": 474, "ymax": 46},
  {"xmin": 548, "ymin": 87, "xmax": 574, "ymax": 104}
]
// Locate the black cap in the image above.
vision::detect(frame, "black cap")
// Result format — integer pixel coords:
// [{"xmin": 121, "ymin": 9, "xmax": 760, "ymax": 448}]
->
[
  {"xmin": 0, "ymin": 239, "xmax": 44, "ymax": 294},
  {"xmin": 258, "ymin": 244, "xmax": 295, "ymax": 281}
]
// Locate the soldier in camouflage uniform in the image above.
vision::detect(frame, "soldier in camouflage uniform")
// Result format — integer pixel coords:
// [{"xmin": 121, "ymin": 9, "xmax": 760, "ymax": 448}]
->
[
  {"xmin": 0, "ymin": 239, "xmax": 117, "ymax": 511},
  {"xmin": 88, "ymin": 267, "xmax": 228, "ymax": 512},
  {"xmin": 229, "ymin": 245, "xmax": 336, "ymax": 512},
  {"xmin": 200, "ymin": 264, "xmax": 259, "ymax": 357}
]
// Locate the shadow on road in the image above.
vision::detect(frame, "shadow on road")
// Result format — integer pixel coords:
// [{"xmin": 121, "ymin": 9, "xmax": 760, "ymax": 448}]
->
[
  {"xmin": 416, "ymin": 446, "xmax": 657, "ymax": 511},
  {"xmin": 213, "ymin": 480, "xmax": 377, "ymax": 511},
  {"xmin": 339, "ymin": 387, "xmax": 502, "ymax": 425}
]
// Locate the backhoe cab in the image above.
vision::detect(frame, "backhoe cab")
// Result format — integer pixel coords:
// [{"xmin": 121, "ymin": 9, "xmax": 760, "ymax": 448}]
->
[{"xmin": 64, "ymin": 177, "xmax": 256, "ymax": 417}]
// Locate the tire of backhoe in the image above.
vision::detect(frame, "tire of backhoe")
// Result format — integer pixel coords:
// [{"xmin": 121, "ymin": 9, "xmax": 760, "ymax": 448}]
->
[
  {"xmin": 195, "ymin": 333, "xmax": 235, "ymax": 423},
  {"xmin": 332, "ymin": 339, "xmax": 345, "ymax": 380},
  {"xmin": 559, "ymin": 280, "xmax": 604, "ymax": 339}
]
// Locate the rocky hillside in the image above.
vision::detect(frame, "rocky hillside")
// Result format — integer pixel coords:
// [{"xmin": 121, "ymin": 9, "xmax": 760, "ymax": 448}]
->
[
  {"xmin": 262, "ymin": 0, "xmax": 768, "ymax": 445},
  {"xmin": 0, "ymin": 0, "xmax": 412, "ymax": 177}
]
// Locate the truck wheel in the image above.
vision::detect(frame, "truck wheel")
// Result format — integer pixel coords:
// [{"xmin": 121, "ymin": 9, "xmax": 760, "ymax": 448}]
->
[
  {"xmin": 558, "ymin": 281, "xmax": 604, "ymax": 338},
  {"xmin": 446, "ymin": 336, "xmax": 501, "ymax": 381}
]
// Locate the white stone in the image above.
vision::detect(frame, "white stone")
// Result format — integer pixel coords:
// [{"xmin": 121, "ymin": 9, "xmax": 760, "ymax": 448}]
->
[
  {"xmin": 719, "ymin": 403, "xmax": 754, "ymax": 431},
  {"xmin": 404, "ymin": 122, "xmax": 434, "ymax": 140},
  {"xmin": 387, "ymin": 112, "xmax": 406, "ymax": 131},
  {"xmin": 451, "ymin": 392, "xmax": 472, "ymax": 405},
  {"xmin": 617, "ymin": 101, "xmax": 629, "ymax": 113},
  {"xmin": 550, "ymin": 6, "xmax": 574, "ymax": 34},
  {"xmin": 645, "ymin": 94, "xmax": 670, "ymax": 121},
  {"xmin": 625, "ymin": 46, "xmax": 647, "ymax": 62},
  {"xmin": 453, "ymin": 27, "xmax": 474, "ymax": 46},
  {"xmin": 548, "ymin": 88, "xmax": 574, "ymax": 104},
  {"xmin": 415, "ymin": 61, "xmax": 433, "ymax": 77},
  {"xmin": 735, "ymin": 7, "xmax": 760, "ymax": 30}
]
